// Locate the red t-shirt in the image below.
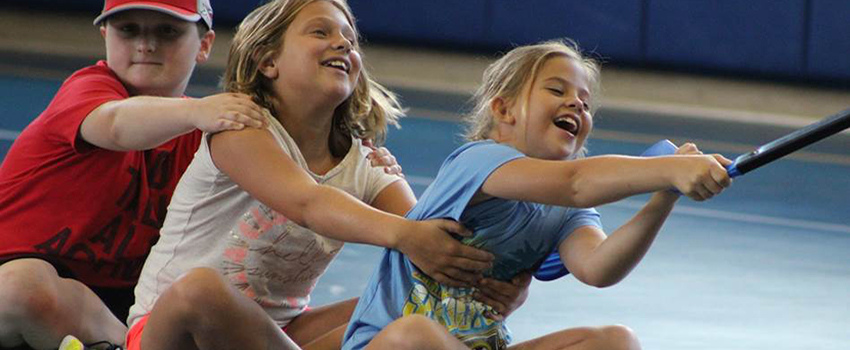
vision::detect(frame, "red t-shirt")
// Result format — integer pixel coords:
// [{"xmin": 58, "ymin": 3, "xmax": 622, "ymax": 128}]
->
[{"xmin": 0, "ymin": 61, "xmax": 202, "ymax": 288}]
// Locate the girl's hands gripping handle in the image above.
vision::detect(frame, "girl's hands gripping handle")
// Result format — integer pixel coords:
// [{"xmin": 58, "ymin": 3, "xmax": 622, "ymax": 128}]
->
[
  {"xmin": 396, "ymin": 219, "xmax": 494, "ymax": 288},
  {"xmin": 643, "ymin": 140, "xmax": 733, "ymax": 201}
]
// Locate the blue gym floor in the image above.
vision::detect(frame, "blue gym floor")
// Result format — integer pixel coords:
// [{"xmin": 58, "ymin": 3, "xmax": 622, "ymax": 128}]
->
[{"xmin": 2, "ymin": 62, "xmax": 849, "ymax": 350}]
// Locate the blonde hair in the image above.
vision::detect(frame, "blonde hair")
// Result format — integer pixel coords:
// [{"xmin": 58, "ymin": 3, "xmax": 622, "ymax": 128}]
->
[
  {"xmin": 463, "ymin": 39, "xmax": 600, "ymax": 157},
  {"xmin": 222, "ymin": 0, "xmax": 404, "ymax": 156}
]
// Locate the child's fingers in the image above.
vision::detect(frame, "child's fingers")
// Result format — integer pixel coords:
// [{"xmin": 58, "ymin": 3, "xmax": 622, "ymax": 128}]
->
[
  {"xmin": 475, "ymin": 272, "xmax": 531, "ymax": 317},
  {"xmin": 367, "ymin": 148, "xmax": 392, "ymax": 162},
  {"xmin": 447, "ymin": 254, "xmax": 493, "ymax": 273},
  {"xmin": 369, "ymin": 154, "xmax": 396, "ymax": 167},
  {"xmin": 702, "ymin": 180, "xmax": 724, "ymax": 197},
  {"xmin": 384, "ymin": 165, "xmax": 404, "ymax": 177},
  {"xmin": 482, "ymin": 311, "xmax": 505, "ymax": 321},
  {"xmin": 688, "ymin": 184, "xmax": 712, "ymax": 201},
  {"xmin": 431, "ymin": 273, "xmax": 473, "ymax": 288},
  {"xmin": 453, "ymin": 242, "xmax": 495, "ymax": 266},
  {"xmin": 472, "ymin": 290, "xmax": 507, "ymax": 315},
  {"xmin": 512, "ymin": 271, "xmax": 533, "ymax": 288},
  {"xmin": 216, "ymin": 119, "xmax": 245, "ymax": 131},
  {"xmin": 228, "ymin": 112, "xmax": 265, "ymax": 128},
  {"xmin": 713, "ymin": 154, "xmax": 734, "ymax": 166},
  {"xmin": 438, "ymin": 219, "xmax": 473, "ymax": 237},
  {"xmin": 475, "ymin": 279, "xmax": 512, "ymax": 301},
  {"xmin": 434, "ymin": 267, "xmax": 481, "ymax": 288}
]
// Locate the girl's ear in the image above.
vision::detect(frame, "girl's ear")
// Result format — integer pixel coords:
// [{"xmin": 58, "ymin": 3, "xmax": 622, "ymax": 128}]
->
[
  {"xmin": 490, "ymin": 97, "xmax": 516, "ymax": 125},
  {"xmin": 259, "ymin": 52, "xmax": 279, "ymax": 80}
]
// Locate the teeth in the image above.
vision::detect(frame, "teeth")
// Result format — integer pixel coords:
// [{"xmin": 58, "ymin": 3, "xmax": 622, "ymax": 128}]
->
[
  {"xmin": 553, "ymin": 117, "xmax": 578, "ymax": 134},
  {"xmin": 324, "ymin": 60, "xmax": 348, "ymax": 72}
]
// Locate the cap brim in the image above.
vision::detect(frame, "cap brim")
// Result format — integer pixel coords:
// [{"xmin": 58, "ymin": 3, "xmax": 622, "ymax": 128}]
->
[{"xmin": 93, "ymin": 3, "xmax": 202, "ymax": 25}]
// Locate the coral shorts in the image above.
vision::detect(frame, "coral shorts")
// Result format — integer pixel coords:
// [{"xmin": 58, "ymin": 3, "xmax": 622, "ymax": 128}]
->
[{"xmin": 125, "ymin": 314, "xmax": 149, "ymax": 350}]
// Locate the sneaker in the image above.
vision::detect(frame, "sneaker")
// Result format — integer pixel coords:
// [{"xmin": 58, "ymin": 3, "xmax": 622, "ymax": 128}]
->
[{"xmin": 58, "ymin": 335, "xmax": 123, "ymax": 350}]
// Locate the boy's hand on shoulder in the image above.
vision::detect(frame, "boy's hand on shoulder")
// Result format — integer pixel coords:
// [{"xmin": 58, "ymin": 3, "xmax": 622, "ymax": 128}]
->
[
  {"xmin": 397, "ymin": 219, "xmax": 494, "ymax": 288},
  {"xmin": 474, "ymin": 271, "xmax": 532, "ymax": 320},
  {"xmin": 191, "ymin": 92, "xmax": 267, "ymax": 133}
]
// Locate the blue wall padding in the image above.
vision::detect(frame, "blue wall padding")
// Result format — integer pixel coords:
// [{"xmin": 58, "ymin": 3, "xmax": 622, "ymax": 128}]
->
[
  {"xmin": 488, "ymin": 1, "xmax": 644, "ymax": 62},
  {"xmin": 349, "ymin": 0, "xmax": 490, "ymax": 47},
  {"xmin": 214, "ymin": 1, "xmax": 266, "ymax": 26},
  {"xmin": 646, "ymin": 0, "xmax": 808, "ymax": 76},
  {"xmin": 807, "ymin": 0, "xmax": 850, "ymax": 80},
  {"xmin": 2, "ymin": 0, "xmax": 849, "ymax": 82}
]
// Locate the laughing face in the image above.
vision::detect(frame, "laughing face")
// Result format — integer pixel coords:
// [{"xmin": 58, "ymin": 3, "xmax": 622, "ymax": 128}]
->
[
  {"xmin": 264, "ymin": 1, "xmax": 362, "ymax": 109},
  {"xmin": 502, "ymin": 55, "xmax": 593, "ymax": 160},
  {"xmin": 101, "ymin": 10, "xmax": 213, "ymax": 97}
]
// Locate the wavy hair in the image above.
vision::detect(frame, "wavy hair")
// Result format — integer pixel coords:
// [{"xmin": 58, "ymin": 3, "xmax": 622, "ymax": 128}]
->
[
  {"xmin": 462, "ymin": 39, "xmax": 600, "ymax": 157},
  {"xmin": 221, "ymin": 0, "xmax": 404, "ymax": 156}
]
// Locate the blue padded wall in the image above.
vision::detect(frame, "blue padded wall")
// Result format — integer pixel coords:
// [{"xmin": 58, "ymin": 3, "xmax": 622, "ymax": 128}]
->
[
  {"xmin": 214, "ymin": 1, "xmax": 266, "ymax": 26},
  {"xmin": 2, "ymin": 0, "xmax": 848, "ymax": 83},
  {"xmin": 646, "ymin": 0, "xmax": 807, "ymax": 77},
  {"xmin": 807, "ymin": 0, "xmax": 850, "ymax": 80},
  {"xmin": 349, "ymin": 0, "xmax": 490, "ymax": 47},
  {"xmin": 488, "ymin": 0, "xmax": 644, "ymax": 62}
]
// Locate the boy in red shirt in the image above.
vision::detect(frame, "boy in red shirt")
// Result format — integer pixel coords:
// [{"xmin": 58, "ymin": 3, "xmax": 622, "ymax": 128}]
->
[{"xmin": 0, "ymin": 0, "xmax": 267, "ymax": 348}]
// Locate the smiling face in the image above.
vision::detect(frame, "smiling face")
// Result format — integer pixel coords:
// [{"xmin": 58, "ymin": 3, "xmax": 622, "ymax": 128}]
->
[
  {"xmin": 495, "ymin": 55, "xmax": 593, "ymax": 160},
  {"xmin": 101, "ymin": 10, "xmax": 213, "ymax": 97},
  {"xmin": 261, "ymin": 1, "xmax": 362, "ymax": 109}
]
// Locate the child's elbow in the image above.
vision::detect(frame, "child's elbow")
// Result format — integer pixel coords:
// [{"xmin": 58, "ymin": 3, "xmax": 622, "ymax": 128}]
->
[
  {"xmin": 577, "ymin": 270, "xmax": 623, "ymax": 288},
  {"xmin": 562, "ymin": 174, "xmax": 596, "ymax": 208},
  {"xmin": 557, "ymin": 167, "xmax": 590, "ymax": 208},
  {"xmin": 586, "ymin": 278, "xmax": 620, "ymax": 289}
]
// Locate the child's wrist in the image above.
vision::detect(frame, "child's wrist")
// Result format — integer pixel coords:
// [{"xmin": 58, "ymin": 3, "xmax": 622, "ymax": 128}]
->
[{"xmin": 387, "ymin": 219, "xmax": 410, "ymax": 251}]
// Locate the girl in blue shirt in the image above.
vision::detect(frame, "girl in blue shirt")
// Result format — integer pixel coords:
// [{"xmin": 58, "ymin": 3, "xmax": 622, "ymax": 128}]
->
[{"xmin": 343, "ymin": 39, "xmax": 733, "ymax": 350}]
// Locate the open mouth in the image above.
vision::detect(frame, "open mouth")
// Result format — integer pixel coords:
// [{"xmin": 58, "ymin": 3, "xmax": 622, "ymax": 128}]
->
[
  {"xmin": 321, "ymin": 58, "xmax": 349, "ymax": 73},
  {"xmin": 553, "ymin": 115, "xmax": 579, "ymax": 136}
]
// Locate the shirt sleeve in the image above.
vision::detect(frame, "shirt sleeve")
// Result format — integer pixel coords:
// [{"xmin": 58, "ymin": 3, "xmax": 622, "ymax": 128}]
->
[
  {"xmin": 41, "ymin": 63, "xmax": 128, "ymax": 153},
  {"xmin": 359, "ymin": 140, "xmax": 405, "ymax": 205},
  {"xmin": 557, "ymin": 207, "xmax": 602, "ymax": 247},
  {"xmin": 406, "ymin": 141, "xmax": 525, "ymax": 221}
]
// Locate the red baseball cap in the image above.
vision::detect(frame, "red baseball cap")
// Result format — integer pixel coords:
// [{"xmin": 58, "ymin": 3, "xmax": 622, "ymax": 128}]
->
[{"xmin": 93, "ymin": 0, "xmax": 213, "ymax": 29}]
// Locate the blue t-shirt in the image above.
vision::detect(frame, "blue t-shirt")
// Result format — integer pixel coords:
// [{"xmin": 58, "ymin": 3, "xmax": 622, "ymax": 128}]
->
[{"xmin": 342, "ymin": 141, "xmax": 602, "ymax": 350}]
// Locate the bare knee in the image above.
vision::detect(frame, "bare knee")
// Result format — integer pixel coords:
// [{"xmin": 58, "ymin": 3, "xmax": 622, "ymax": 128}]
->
[
  {"xmin": 157, "ymin": 267, "xmax": 240, "ymax": 323},
  {"xmin": 596, "ymin": 325, "xmax": 640, "ymax": 350},
  {"xmin": 374, "ymin": 315, "xmax": 453, "ymax": 350},
  {"xmin": 0, "ymin": 260, "xmax": 64, "ymax": 322}
]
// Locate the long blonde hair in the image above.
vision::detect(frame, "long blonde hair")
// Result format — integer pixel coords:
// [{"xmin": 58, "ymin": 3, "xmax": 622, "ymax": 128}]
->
[
  {"xmin": 222, "ymin": 0, "xmax": 404, "ymax": 156},
  {"xmin": 463, "ymin": 39, "xmax": 600, "ymax": 157}
]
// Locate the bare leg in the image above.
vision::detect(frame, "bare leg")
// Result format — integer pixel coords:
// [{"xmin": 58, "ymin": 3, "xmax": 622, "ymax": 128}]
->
[
  {"xmin": 139, "ymin": 267, "xmax": 298, "ymax": 350},
  {"xmin": 0, "ymin": 259, "xmax": 126, "ymax": 349},
  {"xmin": 301, "ymin": 324, "xmax": 347, "ymax": 350},
  {"xmin": 286, "ymin": 297, "xmax": 358, "ymax": 350},
  {"xmin": 365, "ymin": 315, "xmax": 467, "ymax": 350},
  {"xmin": 508, "ymin": 325, "xmax": 640, "ymax": 350}
]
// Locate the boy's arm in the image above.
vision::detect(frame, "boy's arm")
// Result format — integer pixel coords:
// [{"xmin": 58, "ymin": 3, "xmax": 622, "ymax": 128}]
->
[
  {"xmin": 80, "ymin": 93, "xmax": 266, "ymax": 151},
  {"xmin": 480, "ymin": 153, "xmax": 732, "ymax": 206},
  {"xmin": 211, "ymin": 128, "xmax": 493, "ymax": 287}
]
